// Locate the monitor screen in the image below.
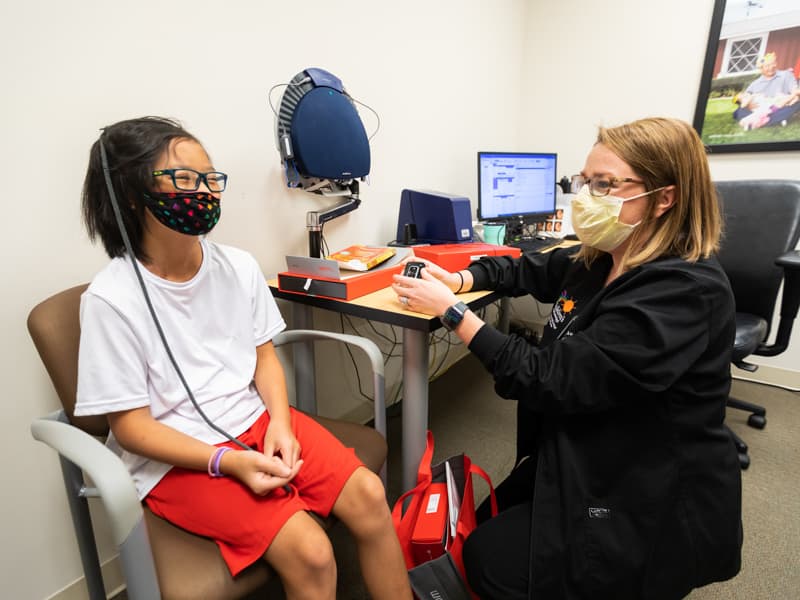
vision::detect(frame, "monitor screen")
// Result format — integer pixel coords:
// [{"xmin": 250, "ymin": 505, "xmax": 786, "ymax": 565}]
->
[{"xmin": 477, "ymin": 151, "xmax": 557, "ymax": 223}]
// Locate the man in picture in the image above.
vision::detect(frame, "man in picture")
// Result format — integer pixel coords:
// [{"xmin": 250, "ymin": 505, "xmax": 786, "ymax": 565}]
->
[{"xmin": 732, "ymin": 52, "xmax": 800, "ymax": 129}]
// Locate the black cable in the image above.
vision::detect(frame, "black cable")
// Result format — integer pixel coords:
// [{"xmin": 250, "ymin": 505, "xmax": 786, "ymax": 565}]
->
[
  {"xmin": 428, "ymin": 335, "xmax": 450, "ymax": 380},
  {"xmin": 336, "ymin": 301, "xmax": 505, "ymax": 404},
  {"xmin": 99, "ymin": 137, "xmax": 250, "ymax": 451},
  {"xmin": 345, "ymin": 344, "xmax": 372, "ymax": 402},
  {"xmin": 342, "ymin": 313, "xmax": 402, "ymax": 363},
  {"xmin": 334, "ymin": 314, "xmax": 369, "ymax": 401},
  {"xmin": 338, "ymin": 314, "xmax": 406, "ymax": 406},
  {"xmin": 357, "ymin": 317, "xmax": 401, "ymax": 361},
  {"xmin": 321, "ymin": 226, "xmax": 330, "ymax": 258}
]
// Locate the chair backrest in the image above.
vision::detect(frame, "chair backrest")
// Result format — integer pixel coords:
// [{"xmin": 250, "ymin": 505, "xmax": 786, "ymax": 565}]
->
[
  {"xmin": 27, "ymin": 284, "xmax": 109, "ymax": 436},
  {"xmin": 716, "ymin": 180, "xmax": 800, "ymax": 330}
]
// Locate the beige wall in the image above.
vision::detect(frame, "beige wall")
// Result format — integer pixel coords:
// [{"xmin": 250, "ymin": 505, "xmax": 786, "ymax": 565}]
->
[
  {"xmin": 2, "ymin": 1, "xmax": 527, "ymax": 597},
  {"xmin": 2, "ymin": 0, "xmax": 798, "ymax": 597}
]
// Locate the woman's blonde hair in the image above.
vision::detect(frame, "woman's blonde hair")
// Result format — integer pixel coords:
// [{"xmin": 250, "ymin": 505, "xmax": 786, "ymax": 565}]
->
[{"xmin": 576, "ymin": 117, "xmax": 721, "ymax": 270}]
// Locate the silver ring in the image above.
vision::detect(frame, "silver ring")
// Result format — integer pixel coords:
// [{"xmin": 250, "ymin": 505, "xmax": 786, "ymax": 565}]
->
[{"xmin": 399, "ymin": 296, "xmax": 408, "ymax": 305}]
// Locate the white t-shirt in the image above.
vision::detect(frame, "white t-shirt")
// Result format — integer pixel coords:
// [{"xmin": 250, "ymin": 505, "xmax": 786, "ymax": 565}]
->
[{"xmin": 75, "ymin": 240, "xmax": 286, "ymax": 499}]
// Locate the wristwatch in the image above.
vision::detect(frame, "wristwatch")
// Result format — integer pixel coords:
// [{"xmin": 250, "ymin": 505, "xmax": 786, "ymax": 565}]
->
[{"xmin": 440, "ymin": 301, "xmax": 469, "ymax": 331}]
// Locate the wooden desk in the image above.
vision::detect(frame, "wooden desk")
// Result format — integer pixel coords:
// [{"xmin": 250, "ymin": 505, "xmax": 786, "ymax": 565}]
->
[{"xmin": 268, "ymin": 280, "xmax": 503, "ymax": 490}]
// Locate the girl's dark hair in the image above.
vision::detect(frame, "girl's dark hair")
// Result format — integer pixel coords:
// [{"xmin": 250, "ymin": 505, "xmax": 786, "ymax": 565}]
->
[{"xmin": 82, "ymin": 116, "xmax": 199, "ymax": 260}]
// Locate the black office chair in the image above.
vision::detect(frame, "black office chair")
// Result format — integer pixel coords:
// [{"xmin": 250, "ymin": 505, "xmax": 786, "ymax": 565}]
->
[{"xmin": 715, "ymin": 180, "xmax": 800, "ymax": 470}]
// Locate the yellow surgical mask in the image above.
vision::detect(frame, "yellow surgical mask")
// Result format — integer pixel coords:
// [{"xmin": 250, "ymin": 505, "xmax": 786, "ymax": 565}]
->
[{"xmin": 570, "ymin": 185, "xmax": 661, "ymax": 252}]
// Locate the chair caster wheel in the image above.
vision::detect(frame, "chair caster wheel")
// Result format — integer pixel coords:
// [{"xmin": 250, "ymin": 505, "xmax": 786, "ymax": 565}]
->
[
  {"xmin": 747, "ymin": 414, "xmax": 766, "ymax": 429},
  {"xmin": 738, "ymin": 453, "xmax": 750, "ymax": 470}
]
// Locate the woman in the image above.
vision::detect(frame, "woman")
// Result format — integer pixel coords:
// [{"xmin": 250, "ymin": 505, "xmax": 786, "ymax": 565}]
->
[
  {"xmin": 392, "ymin": 117, "xmax": 742, "ymax": 599},
  {"xmin": 75, "ymin": 116, "xmax": 411, "ymax": 599}
]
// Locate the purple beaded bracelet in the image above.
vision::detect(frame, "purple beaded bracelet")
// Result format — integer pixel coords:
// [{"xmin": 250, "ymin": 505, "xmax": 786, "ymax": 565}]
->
[{"xmin": 208, "ymin": 447, "xmax": 232, "ymax": 478}]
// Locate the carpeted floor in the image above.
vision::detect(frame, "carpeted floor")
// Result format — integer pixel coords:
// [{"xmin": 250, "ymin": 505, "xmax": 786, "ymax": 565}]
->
[{"xmin": 114, "ymin": 353, "xmax": 799, "ymax": 599}]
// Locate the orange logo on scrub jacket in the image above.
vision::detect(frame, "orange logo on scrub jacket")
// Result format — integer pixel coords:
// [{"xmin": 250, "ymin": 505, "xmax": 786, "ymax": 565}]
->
[{"xmin": 548, "ymin": 290, "xmax": 577, "ymax": 331}]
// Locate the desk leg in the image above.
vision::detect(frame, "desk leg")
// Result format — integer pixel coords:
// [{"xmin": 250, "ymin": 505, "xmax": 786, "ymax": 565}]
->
[
  {"xmin": 402, "ymin": 328, "xmax": 429, "ymax": 491},
  {"xmin": 291, "ymin": 304, "xmax": 317, "ymax": 414}
]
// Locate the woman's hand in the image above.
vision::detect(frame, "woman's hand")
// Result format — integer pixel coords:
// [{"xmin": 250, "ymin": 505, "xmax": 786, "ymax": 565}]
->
[
  {"xmin": 392, "ymin": 267, "xmax": 458, "ymax": 316},
  {"xmin": 221, "ymin": 449, "xmax": 302, "ymax": 496},
  {"xmin": 409, "ymin": 259, "xmax": 462, "ymax": 291}
]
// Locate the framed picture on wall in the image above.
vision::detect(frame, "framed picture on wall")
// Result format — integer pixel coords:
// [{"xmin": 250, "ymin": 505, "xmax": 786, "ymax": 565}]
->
[{"xmin": 693, "ymin": 0, "xmax": 800, "ymax": 153}]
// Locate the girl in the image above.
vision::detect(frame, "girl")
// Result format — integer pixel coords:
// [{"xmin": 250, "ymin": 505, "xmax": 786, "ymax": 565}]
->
[{"xmin": 75, "ymin": 116, "xmax": 411, "ymax": 599}]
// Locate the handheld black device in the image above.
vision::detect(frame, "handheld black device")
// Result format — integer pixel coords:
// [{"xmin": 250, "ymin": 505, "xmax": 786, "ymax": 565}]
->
[{"xmin": 402, "ymin": 261, "xmax": 426, "ymax": 278}]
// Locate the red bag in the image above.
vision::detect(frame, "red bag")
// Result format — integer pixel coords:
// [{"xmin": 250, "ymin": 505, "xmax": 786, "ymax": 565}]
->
[{"xmin": 392, "ymin": 431, "xmax": 497, "ymax": 598}]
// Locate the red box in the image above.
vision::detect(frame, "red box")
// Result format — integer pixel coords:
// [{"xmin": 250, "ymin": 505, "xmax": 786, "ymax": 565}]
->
[
  {"xmin": 414, "ymin": 243, "xmax": 521, "ymax": 272},
  {"xmin": 277, "ymin": 264, "xmax": 402, "ymax": 301},
  {"xmin": 410, "ymin": 482, "xmax": 448, "ymax": 564}
]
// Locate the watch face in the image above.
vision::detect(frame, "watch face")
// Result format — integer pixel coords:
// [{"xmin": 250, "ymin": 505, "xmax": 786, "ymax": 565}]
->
[{"xmin": 442, "ymin": 301, "xmax": 468, "ymax": 331}]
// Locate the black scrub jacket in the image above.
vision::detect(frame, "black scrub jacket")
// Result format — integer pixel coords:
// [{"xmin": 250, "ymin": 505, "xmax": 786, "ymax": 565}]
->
[{"xmin": 467, "ymin": 247, "xmax": 742, "ymax": 599}]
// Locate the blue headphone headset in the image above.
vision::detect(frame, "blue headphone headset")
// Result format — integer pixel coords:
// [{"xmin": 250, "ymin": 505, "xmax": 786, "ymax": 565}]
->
[{"xmin": 274, "ymin": 67, "xmax": 374, "ymax": 189}]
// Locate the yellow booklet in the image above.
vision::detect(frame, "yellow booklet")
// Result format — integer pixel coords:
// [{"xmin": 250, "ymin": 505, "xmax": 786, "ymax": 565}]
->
[{"xmin": 326, "ymin": 245, "xmax": 396, "ymax": 272}]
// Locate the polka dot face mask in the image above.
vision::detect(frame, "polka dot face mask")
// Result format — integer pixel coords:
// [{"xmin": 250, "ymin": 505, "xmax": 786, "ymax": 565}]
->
[{"xmin": 142, "ymin": 191, "xmax": 221, "ymax": 236}]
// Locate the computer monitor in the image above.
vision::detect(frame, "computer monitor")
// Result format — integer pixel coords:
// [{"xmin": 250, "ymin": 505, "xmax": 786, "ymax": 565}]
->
[{"xmin": 477, "ymin": 151, "xmax": 557, "ymax": 234}]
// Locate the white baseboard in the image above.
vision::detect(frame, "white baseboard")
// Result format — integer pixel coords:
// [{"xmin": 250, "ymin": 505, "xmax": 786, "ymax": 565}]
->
[
  {"xmin": 47, "ymin": 555, "xmax": 124, "ymax": 600},
  {"xmin": 732, "ymin": 363, "xmax": 800, "ymax": 392}
]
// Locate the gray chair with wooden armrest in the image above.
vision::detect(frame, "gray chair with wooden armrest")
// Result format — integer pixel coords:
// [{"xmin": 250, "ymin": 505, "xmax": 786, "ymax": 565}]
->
[{"xmin": 28, "ymin": 283, "xmax": 388, "ymax": 600}]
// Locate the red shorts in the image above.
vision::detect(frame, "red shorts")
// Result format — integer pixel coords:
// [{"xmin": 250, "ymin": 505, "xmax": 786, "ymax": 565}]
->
[{"xmin": 144, "ymin": 408, "xmax": 363, "ymax": 576}]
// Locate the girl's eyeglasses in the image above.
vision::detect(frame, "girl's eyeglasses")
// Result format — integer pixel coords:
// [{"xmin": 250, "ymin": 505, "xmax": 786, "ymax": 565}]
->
[{"xmin": 152, "ymin": 168, "xmax": 228, "ymax": 192}]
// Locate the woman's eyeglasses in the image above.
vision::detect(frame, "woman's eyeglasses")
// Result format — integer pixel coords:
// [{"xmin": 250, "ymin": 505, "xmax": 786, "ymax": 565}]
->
[
  {"xmin": 570, "ymin": 174, "xmax": 644, "ymax": 197},
  {"xmin": 152, "ymin": 168, "xmax": 228, "ymax": 192}
]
